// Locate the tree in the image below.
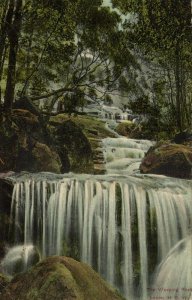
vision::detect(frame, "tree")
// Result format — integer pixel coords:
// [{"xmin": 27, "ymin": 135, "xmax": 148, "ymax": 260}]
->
[
  {"xmin": 0, "ymin": 0, "xmax": 137, "ymax": 114},
  {"xmin": 112, "ymin": 0, "xmax": 192, "ymax": 131},
  {"xmin": 4, "ymin": 0, "xmax": 22, "ymax": 111}
]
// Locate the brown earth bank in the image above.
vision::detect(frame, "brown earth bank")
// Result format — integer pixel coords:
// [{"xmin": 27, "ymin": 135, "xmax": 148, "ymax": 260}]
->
[
  {"xmin": 140, "ymin": 143, "xmax": 192, "ymax": 179},
  {"xmin": 0, "ymin": 256, "xmax": 124, "ymax": 300}
]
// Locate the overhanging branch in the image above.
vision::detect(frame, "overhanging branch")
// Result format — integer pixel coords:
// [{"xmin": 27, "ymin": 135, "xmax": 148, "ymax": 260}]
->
[{"xmin": 29, "ymin": 87, "xmax": 73, "ymax": 101}]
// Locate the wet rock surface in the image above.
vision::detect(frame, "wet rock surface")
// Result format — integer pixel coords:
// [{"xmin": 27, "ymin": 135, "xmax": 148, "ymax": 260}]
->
[{"xmin": 0, "ymin": 178, "xmax": 14, "ymax": 256}]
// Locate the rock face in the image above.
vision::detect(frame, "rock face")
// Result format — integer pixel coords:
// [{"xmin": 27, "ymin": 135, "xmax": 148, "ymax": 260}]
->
[
  {"xmin": 1, "ymin": 256, "xmax": 124, "ymax": 300},
  {"xmin": 0, "ymin": 109, "xmax": 62, "ymax": 173},
  {"xmin": 0, "ymin": 178, "xmax": 14, "ymax": 258},
  {"xmin": 140, "ymin": 143, "xmax": 192, "ymax": 179}
]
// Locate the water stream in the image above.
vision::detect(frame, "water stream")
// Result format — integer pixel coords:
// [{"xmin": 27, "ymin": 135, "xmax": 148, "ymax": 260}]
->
[{"xmin": 3, "ymin": 137, "xmax": 192, "ymax": 299}]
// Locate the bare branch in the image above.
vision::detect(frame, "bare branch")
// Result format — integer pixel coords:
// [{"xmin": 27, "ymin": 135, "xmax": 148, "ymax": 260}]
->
[{"xmin": 29, "ymin": 87, "xmax": 74, "ymax": 101}]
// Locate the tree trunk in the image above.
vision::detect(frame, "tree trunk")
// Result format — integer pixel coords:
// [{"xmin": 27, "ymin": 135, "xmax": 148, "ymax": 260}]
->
[
  {"xmin": 0, "ymin": 0, "xmax": 14, "ymax": 103},
  {"xmin": 4, "ymin": 0, "xmax": 22, "ymax": 112},
  {"xmin": 174, "ymin": 43, "xmax": 183, "ymax": 132},
  {"xmin": 0, "ymin": 0, "xmax": 10, "ymax": 70}
]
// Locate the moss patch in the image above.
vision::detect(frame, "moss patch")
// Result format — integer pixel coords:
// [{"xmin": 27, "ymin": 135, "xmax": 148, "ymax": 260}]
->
[
  {"xmin": 50, "ymin": 114, "xmax": 115, "ymax": 140},
  {"xmin": 1, "ymin": 256, "xmax": 125, "ymax": 300}
]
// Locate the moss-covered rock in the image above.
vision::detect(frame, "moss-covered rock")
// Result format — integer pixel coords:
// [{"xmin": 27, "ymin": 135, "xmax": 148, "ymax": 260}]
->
[
  {"xmin": 140, "ymin": 143, "xmax": 192, "ymax": 179},
  {"xmin": 50, "ymin": 114, "xmax": 115, "ymax": 138},
  {"xmin": 115, "ymin": 121, "xmax": 135, "ymax": 137},
  {"xmin": 1, "ymin": 110, "xmax": 111, "ymax": 174},
  {"xmin": 49, "ymin": 113, "xmax": 116, "ymax": 173},
  {"xmin": 115, "ymin": 119, "xmax": 173, "ymax": 141},
  {"xmin": 31, "ymin": 142, "xmax": 62, "ymax": 173},
  {"xmin": 115, "ymin": 120, "xmax": 154, "ymax": 140},
  {"xmin": 1, "ymin": 256, "xmax": 124, "ymax": 300},
  {"xmin": 0, "ymin": 110, "xmax": 63, "ymax": 173},
  {"xmin": 50, "ymin": 118, "xmax": 95, "ymax": 173}
]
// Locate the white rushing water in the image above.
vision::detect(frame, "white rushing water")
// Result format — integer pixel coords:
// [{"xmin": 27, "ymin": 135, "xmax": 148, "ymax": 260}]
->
[
  {"xmin": 1, "ymin": 244, "xmax": 39, "ymax": 276},
  {"xmin": 103, "ymin": 137, "xmax": 154, "ymax": 175},
  {"xmin": 9, "ymin": 172, "xmax": 192, "ymax": 300},
  {"xmin": 4, "ymin": 136, "xmax": 192, "ymax": 299},
  {"xmin": 151, "ymin": 236, "xmax": 192, "ymax": 300}
]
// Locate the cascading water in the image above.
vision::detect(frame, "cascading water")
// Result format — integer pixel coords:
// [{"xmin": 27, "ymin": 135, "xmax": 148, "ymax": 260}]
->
[
  {"xmin": 2, "ymin": 134, "xmax": 192, "ymax": 299},
  {"xmin": 102, "ymin": 137, "xmax": 154, "ymax": 174},
  {"xmin": 9, "ymin": 170, "xmax": 192, "ymax": 300},
  {"xmin": 1, "ymin": 244, "xmax": 40, "ymax": 276},
  {"xmin": 151, "ymin": 236, "xmax": 192, "ymax": 299}
]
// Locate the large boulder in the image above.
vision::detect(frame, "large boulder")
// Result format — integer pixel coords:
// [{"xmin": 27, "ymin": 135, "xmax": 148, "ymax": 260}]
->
[
  {"xmin": 16, "ymin": 141, "xmax": 62, "ymax": 173},
  {"xmin": 50, "ymin": 119, "xmax": 94, "ymax": 173},
  {"xmin": 140, "ymin": 143, "xmax": 192, "ymax": 179},
  {"xmin": 1, "ymin": 256, "xmax": 124, "ymax": 300},
  {"xmin": 173, "ymin": 131, "xmax": 192, "ymax": 145}
]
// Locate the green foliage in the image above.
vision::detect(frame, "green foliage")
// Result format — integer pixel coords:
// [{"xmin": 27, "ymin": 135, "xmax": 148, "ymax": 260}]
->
[
  {"xmin": 112, "ymin": 0, "xmax": 192, "ymax": 132},
  {"xmin": 129, "ymin": 95, "xmax": 159, "ymax": 115},
  {"xmin": 1, "ymin": 0, "xmax": 136, "ymax": 112}
]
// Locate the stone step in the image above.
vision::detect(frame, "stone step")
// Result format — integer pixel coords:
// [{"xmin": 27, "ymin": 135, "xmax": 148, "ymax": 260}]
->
[
  {"xmin": 93, "ymin": 159, "xmax": 105, "ymax": 165},
  {"xmin": 89, "ymin": 137, "xmax": 101, "ymax": 142},
  {"xmin": 94, "ymin": 164, "xmax": 105, "ymax": 175}
]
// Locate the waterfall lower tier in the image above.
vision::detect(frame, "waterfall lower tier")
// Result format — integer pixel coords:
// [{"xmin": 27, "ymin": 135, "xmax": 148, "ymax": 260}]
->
[
  {"xmin": 8, "ymin": 173, "xmax": 192, "ymax": 300},
  {"xmin": 1, "ymin": 245, "xmax": 40, "ymax": 276},
  {"xmin": 152, "ymin": 236, "xmax": 192, "ymax": 299}
]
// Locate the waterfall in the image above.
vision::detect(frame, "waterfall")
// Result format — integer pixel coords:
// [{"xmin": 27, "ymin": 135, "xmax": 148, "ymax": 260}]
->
[
  {"xmin": 1, "ymin": 244, "xmax": 39, "ymax": 275},
  {"xmin": 103, "ymin": 137, "xmax": 154, "ymax": 174},
  {"xmin": 9, "ymin": 172, "xmax": 192, "ymax": 300},
  {"xmin": 151, "ymin": 236, "xmax": 192, "ymax": 299}
]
